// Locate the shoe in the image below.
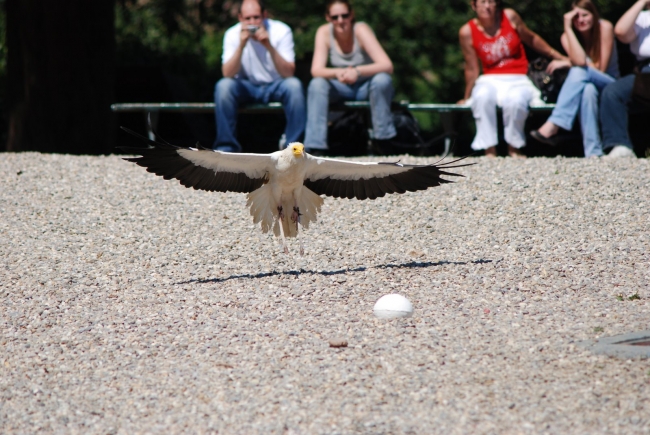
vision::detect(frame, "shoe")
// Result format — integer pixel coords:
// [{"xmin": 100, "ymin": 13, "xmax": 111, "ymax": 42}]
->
[
  {"xmin": 604, "ymin": 145, "xmax": 636, "ymax": 159},
  {"xmin": 530, "ymin": 130, "xmax": 563, "ymax": 147},
  {"xmin": 305, "ymin": 148, "xmax": 329, "ymax": 157},
  {"xmin": 214, "ymin": 144, "xmax": 241, "ymax": 153}
]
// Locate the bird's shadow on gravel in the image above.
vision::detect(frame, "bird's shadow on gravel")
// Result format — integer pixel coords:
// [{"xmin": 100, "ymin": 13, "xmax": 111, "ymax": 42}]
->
[{"xmin": 176, "ymin": 258, "xmax": 494, "ymax": 285}]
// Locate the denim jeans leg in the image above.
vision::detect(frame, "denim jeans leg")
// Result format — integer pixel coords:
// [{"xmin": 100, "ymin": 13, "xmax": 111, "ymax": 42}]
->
[
  {"xmin": 304, "ymin": 78, "xmax": 332, "ymax": 149},
  {"xmin": 305, "ymin": 78, "xmax": 355, "ymax": 149},
  {"xmin": 214, "ymin": 78, "xmax": 244, "ymax": 149},
  {"xmin": 269, "ymin": 77, "xmax": 306, "ymax": 144},
  {"xmin": 548, "ymin": 66, "xmax": 589, "ymax": 131},
  {"xmin": 585, "ymin": 66, "xmax": 616, "ymax": 91},
  {"xmin": 364, "ymin": 73, "xmax": 396, "ymax": 140},
  {"xmin": 579, "ymin": 83, "xmax": 603, "ymax": 157},
  {"xmin": 600, "ymin": 74, "xmax": 635, "ymax": 150}
]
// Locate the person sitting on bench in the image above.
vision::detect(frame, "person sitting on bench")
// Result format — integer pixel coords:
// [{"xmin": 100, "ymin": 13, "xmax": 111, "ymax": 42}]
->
[
  {"xmin": 304, "ymin": 0, "xmax": 396, "ymax": 155},
  {"xmin": 598, "ymin": 0, "xmax": 650, "ymax": 158},
  {"xmin": 213, "ymin": 0, "xmax": 305, "ymax": 152},
  {"xmin": 458, "ymin": 0, "xmax": 569, "ymax": 158}
]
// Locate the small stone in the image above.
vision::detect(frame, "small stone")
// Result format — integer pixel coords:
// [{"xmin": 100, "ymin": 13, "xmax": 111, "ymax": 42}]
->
[{"xmin": 329, "ymin": 338, "xmax": 348, "ymax": 348}]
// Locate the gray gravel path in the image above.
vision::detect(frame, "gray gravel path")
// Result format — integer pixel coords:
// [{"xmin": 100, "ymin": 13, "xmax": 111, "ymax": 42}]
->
[{"xmin": 1, "ymin": 152, "xmax": 649, "ymax": 434}]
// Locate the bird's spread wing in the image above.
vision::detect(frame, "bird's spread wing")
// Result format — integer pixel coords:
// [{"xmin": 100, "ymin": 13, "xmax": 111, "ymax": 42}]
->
[
  {"xmin": 118, "ymin": 128, "xmax": 274, "ymax": 193},
  {"xmin": 303, "ymin": 155, "xmax": 474, "ymax": 200}
]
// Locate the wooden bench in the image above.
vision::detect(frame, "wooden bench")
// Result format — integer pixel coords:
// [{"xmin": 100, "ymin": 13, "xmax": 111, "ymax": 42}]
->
[{"xmin": 111, "ymin": 101, "xmax": 556, "ymax": 155}]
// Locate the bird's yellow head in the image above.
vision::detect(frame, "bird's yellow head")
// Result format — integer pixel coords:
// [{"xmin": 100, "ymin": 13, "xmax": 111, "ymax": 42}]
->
[{"xmin": 290, "ymin": 143, "xmax": 304, "ymax": 157}]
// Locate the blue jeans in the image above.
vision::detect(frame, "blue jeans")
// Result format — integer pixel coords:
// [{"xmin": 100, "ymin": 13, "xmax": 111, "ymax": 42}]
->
[
  {"xmin": 304, "ymin": 72, "xmax": 396, "ymax": 149},
  {"xmin": 600, "ymin": 65, "xmax": 650, "ymax": 151},
  {"xmin": 548, "ymin": 66, "xmax": 615, "ymax": 157},
  {"xmin": 213, "ymin": 77, "xmax": 306, "ymax": 151}
]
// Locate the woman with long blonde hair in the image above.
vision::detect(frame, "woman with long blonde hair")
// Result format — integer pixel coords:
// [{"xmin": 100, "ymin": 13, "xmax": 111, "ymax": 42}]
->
[{"xmin": 530, "ymin": 0, "xmax": 619, "ymax": 157}]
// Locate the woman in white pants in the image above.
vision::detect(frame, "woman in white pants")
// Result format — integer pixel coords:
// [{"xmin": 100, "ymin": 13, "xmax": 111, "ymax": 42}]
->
[{"xmin": 458, "ymin": 0, "xmax": 569, "ymax": 157}]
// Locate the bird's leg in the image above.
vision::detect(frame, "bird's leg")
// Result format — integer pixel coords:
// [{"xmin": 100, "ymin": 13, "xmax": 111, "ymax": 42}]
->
[
  {"xmin": 277, "ymin": 205, "xmax": 289, "ymax": 254},
  {"xmin": 291, "ymin": 206, "xmax": 301, "ymax": 226},
  {"xmin": 292, "ymin": 206, "xmax": 304, "ymax": 256}
]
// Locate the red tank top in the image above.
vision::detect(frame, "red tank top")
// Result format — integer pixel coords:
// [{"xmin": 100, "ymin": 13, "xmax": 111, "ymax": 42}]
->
[{"xmin": 468, "ymin": 11, "xmax": 528, "ymax": 75}]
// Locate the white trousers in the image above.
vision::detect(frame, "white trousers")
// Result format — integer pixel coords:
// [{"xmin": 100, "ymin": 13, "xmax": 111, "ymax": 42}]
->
[{"xmin": 468, "ymin": 74, "xmax": 542, "ymax": 150}]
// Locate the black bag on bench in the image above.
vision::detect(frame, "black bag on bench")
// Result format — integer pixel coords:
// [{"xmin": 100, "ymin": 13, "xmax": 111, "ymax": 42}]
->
[
  {"xmin": 327, "ymin": 110, "xmax": 370, "ymax": 156},
  {"xmin": 528, "ymin": 57, "xmax": 569, "ymax": 103}
]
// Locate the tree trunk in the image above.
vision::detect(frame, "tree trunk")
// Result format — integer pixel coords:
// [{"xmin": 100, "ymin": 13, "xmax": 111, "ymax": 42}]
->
[{"xmin": 6, "ymin": 0, "xmax": 115, "ymax": 153}]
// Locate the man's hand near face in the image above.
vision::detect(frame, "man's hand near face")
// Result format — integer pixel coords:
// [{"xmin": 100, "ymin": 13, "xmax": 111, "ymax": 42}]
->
[{"xmin": 251, "ymin": 25, "xmax": 271, "ymax": 49}]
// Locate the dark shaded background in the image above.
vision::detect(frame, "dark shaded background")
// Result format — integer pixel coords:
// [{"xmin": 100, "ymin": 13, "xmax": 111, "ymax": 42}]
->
[{"xmin": 1, "ymin": 0, "xmax": 647, "ymax": 156}]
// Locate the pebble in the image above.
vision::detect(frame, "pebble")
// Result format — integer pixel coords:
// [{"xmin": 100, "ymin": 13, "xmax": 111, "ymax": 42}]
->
[
  {"xmin": 1, "ymin": 153, "xmax": 649, "ymax": 433},
  {"xmin": 329, "ymin": 338, "xmax": 349, "ymax": 348}
]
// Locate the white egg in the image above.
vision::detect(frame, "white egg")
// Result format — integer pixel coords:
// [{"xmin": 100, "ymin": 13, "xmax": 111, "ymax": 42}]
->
[{"xmin": 373, "ymin": 294, "xmax": 413, "ymax": 319}]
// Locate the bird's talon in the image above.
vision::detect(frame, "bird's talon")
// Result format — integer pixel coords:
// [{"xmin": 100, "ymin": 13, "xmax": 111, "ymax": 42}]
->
[{"xmin": 291, "ymin": 206, "xmax": 301, "ymax": 223}]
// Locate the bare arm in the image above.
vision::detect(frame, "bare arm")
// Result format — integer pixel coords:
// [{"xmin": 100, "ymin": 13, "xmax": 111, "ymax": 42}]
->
[
  {"xmin": 310, "ymin": 25, "xmax": 342, "ymax": 79},
  {"xmin": 265, "ymin": 44, "xmax": 295, "ymax": 77},
  {"xmin": 598, "ymin": 20, "xmax": 615, "ymax": 72},
  {"xmin": 506, "ymin": 9, "xmax": 569, "ymax": 61},
  {"xmin": 458, "ymin": 23, "xmax": 479, "ymax": 103},
  {"xmin": 615, "ymin": 0, "xmax": 649, "ymax": 44},
  {"xmin": 354, "ymin": 23, "xmax": 394, "ymax": 77},
  {"xmin": 223, "ymin": 25, "xmax": 295, "ymax": 78},
  {"xmin": 222, "ymin": 27, "xmax": 251, "ymax": 78},
  {"xmin": 562, "ymin": 9, "xmax": 588, "ymax": 66},
  {"xmin": 255, "ymin": 26, "xmax": 295, "ymax": 77}
]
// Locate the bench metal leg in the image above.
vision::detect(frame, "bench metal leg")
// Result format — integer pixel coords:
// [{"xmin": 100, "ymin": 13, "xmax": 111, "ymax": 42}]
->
[
  {"xmin": 439, "ymin": 111, "xmax": 458, "ymax": 157},
  {"xmin": 145, "ymin": 110, "xmax": 160, "ymax": 142}
]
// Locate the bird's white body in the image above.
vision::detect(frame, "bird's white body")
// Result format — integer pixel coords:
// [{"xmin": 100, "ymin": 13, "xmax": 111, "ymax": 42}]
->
[{"xmin": 246, "ymin": 146, "xmax": 323, "ymax": 239}]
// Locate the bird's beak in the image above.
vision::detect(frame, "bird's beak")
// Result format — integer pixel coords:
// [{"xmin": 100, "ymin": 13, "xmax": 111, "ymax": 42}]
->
[{"xmin": 292, "ymin": 144, "xmax": 305, "ymax": 157}]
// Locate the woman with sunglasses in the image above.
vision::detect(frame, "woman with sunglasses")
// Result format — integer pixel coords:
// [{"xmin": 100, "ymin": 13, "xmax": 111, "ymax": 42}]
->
[
  {"xmin": 530, "ymin": 0, "xmax": 619, "ymax": 158},
  {"xmin": 459, "ymin": 0, "xmax": 569, "ymax": 158},
  {"xmin": 304, "ymin": 0, "xmax": 396, "ymax": 155}
]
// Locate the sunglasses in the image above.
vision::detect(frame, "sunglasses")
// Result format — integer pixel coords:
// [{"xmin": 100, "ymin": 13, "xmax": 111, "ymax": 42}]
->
[{"xmin": 329, "ymin": 13, "xmax": 351, "ymax": 20}]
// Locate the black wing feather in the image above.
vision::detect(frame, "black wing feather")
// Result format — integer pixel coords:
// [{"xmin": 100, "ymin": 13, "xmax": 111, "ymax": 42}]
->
[
  {"xmin": 304, "ymin": 157, "xmax": 473, "ymax": 200},
  {"xmin": 118, "ymin": 127, "xmax": 267, "ymax": 194}
]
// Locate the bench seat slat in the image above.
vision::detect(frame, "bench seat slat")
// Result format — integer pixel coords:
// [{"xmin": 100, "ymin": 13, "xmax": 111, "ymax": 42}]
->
[{"xmin": 111, "ymin": 101, "xmax": 555, "ymax": 113}]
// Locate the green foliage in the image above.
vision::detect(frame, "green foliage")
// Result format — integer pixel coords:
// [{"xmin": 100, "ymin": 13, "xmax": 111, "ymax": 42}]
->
[
  {"xmin": 115, "ymin": 0, "xmax": 213, "ymax": 93},
  {"xmin": 617, "ymin": 292, "xmax": 642, "ymax": 301}
]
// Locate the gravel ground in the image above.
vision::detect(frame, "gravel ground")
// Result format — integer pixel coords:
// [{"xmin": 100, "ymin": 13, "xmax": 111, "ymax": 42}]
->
[{"xmin": 1, "ymin": 152, "xmax": 649, "ymax": 434}]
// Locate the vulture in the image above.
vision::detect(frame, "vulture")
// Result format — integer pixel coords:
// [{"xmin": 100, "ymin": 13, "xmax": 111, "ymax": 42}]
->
[{"xmin": 119, "ymin": 128, "xmax": 473, "ymax": 255}]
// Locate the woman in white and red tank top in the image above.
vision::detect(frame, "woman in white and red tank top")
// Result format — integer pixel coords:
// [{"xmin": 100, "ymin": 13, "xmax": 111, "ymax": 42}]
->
[{"xmin": 459, "ymin": 0, "xmax": 569, "ymax": 157}]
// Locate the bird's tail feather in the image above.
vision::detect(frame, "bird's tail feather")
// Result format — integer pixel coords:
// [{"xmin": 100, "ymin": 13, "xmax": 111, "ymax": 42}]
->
[
  {"xmin": 246, "ymin": 185, "xmax": 276, "ymax": 234},
  {"xmin": 246, "ymin": 185, "xmax": 324, "ymax": 238},
  {"xmin": 296, "ymin": 186, "xmax": 324, "ymax": 230}
]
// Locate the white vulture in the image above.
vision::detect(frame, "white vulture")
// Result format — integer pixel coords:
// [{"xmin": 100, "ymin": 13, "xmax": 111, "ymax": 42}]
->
[{"xmin": 119, "ymin": 128, "xmax": 473, "ymax": 255}]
